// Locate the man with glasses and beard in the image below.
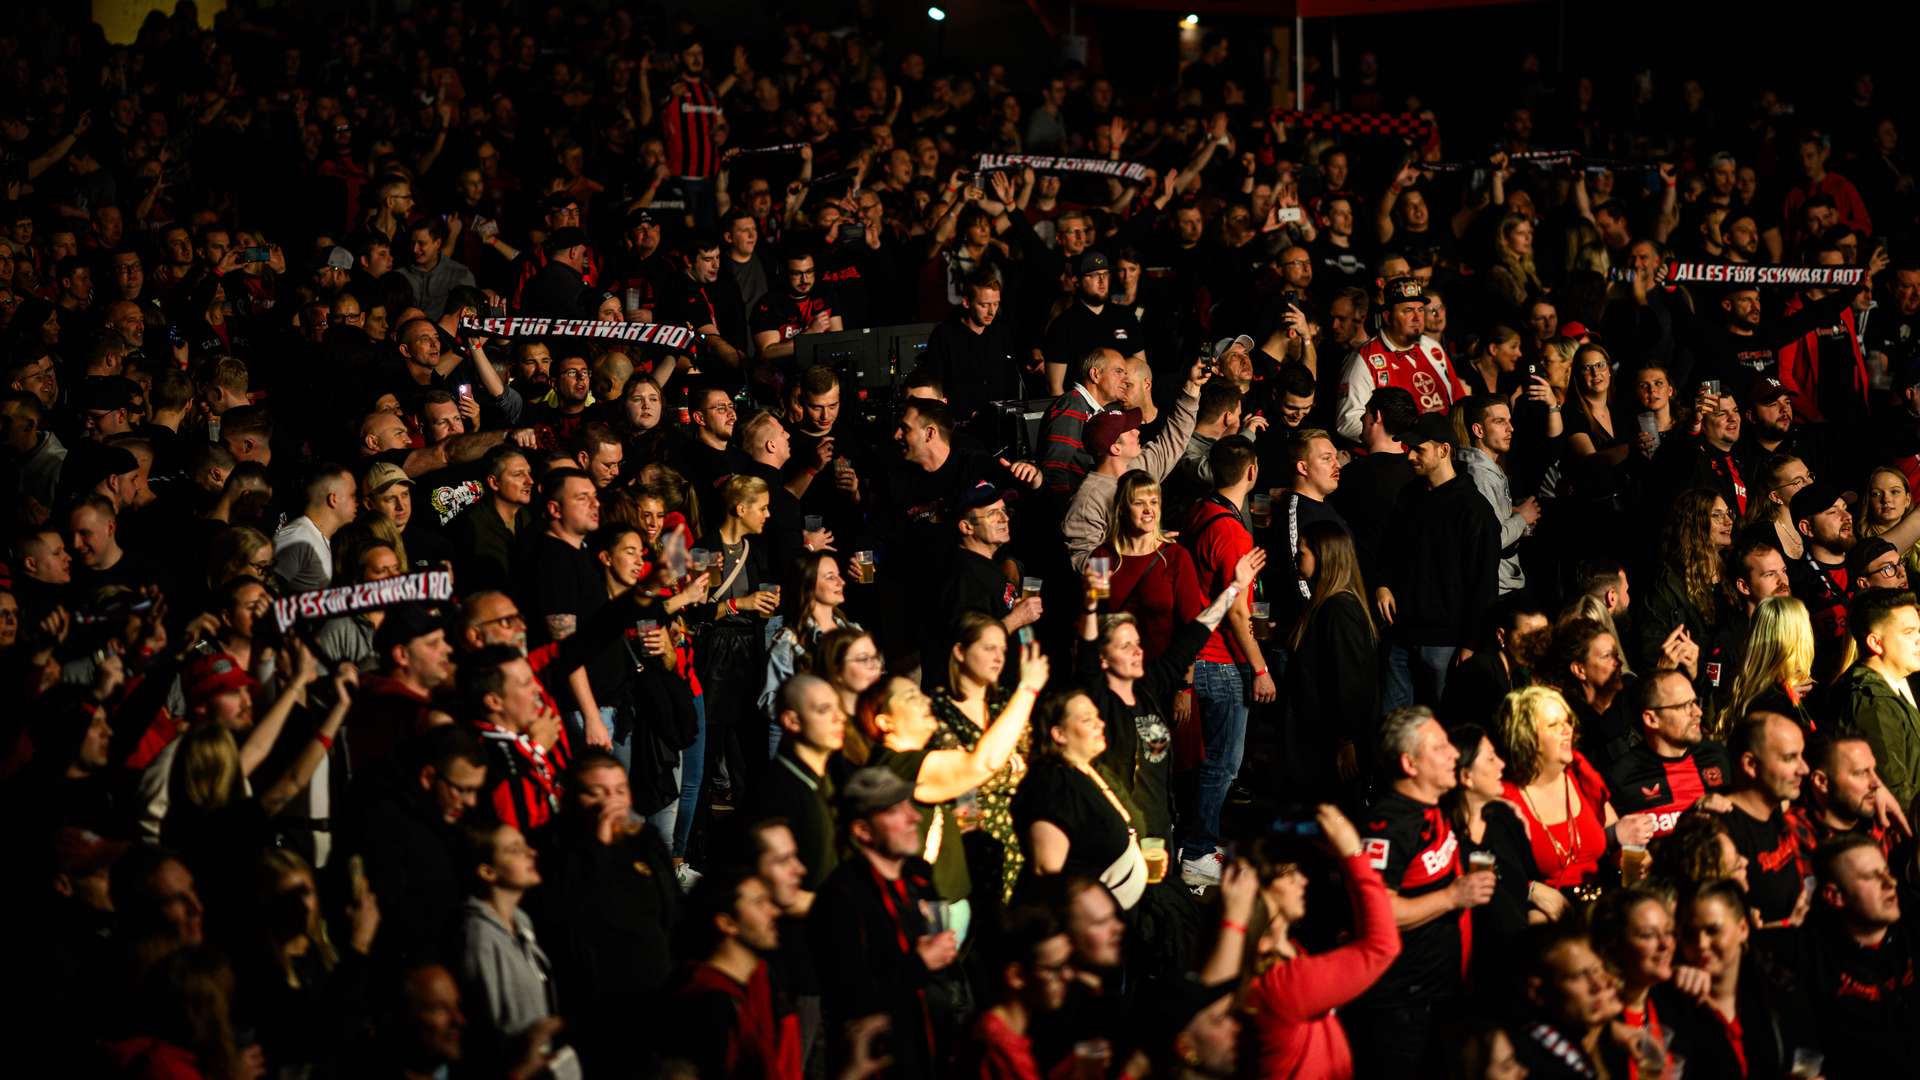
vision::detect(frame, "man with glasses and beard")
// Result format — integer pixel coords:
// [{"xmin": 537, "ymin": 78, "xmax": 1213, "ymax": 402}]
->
[
  {"xmin": 1605, "ymin": 669, "xmax": 1734, "ymax": 839},
  {"xmin": 751, "ymin": 248, "xmax": 840, "ymax": 369}
]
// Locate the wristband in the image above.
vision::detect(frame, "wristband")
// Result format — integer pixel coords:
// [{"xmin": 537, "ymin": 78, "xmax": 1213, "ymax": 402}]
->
[
  {"xmin": 727, "ymin": 598, "xmax": 739, "ymax": 615},
  {"xmin": 1253, "ymin": 668, "xmax": 1269, "ymax": 679},
  {"xmin": 1219, "ymin": 918, "xmax": 1247, "ymax": 934},
  {"xmin": 315, "ymin": 732, "xmax": 334, "ymax": 751}
]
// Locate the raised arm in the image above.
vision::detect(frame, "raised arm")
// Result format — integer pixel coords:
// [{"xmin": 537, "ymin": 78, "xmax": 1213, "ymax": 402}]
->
[{"xmin": 912, "ymin": 645, "xmax": 1049, "ymax": 803}]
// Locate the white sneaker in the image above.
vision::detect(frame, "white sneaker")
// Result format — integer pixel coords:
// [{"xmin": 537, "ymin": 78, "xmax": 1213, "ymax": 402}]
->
[
  {"xmin": 675, "ymin": 862, "xmax": 703, "ymax": 892},
  {"xmin": 1181, "ymin": 852, "xmax": 1224, "ymax": 887}
]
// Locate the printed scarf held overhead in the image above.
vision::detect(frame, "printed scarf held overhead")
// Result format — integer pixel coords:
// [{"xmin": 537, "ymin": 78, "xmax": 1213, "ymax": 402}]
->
[{"xmin": 460, "ymin": 315, "xmax": 699, "ymax": 349}]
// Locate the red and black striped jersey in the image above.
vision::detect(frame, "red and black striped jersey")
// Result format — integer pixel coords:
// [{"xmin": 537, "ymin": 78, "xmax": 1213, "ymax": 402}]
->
[
  {"xmin": 1355, "ymin": 790, "xmax": 1469, "ymax": 1005},
  {"xmin": 1604, "ymin": 740, "xmax": 1733, "ymax": 838},
  {"xmin": 663, "ymin": 78, "xmax": 724, "ymax": 179}
]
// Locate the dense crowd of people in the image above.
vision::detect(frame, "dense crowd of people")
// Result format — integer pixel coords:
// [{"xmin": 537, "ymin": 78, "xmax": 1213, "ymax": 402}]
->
[{"xmin": 10, "ymin": 2, "xmax": 1920, "ymax": 1078}]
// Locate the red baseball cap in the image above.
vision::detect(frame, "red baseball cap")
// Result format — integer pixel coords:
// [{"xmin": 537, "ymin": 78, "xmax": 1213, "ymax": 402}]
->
[
  {"xmin": 1085, "ymin": 408, "xmax": 1144, "ymax": 458},
  {"xmin": 183, "ymin": 652, "xmax": 258, "ymax": 707}
]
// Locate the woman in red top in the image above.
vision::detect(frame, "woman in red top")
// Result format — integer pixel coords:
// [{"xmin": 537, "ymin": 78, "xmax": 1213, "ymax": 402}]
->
[
  {"xmin": 1496, "ymin": 687, "xmax": 1655, "ymax": 893},
  {"xmin": 1089, "ymin": 471, "xmax": 1205, "ymax": 661},
  {"xmin": 1202, "ymin": 804, "xmax": 1401, "ymax": 1080}
]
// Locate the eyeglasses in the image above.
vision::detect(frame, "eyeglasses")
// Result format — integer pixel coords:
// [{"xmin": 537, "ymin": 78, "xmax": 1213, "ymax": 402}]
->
[
  {"xmin": 846, "ymin": 653, "xmax": 883, "ymax": 666},
  {"xmin": 1651, "ymin": 697, "xmax": 1700, "ymax": 712},
  {"xmin": 1775, "ymin": 473, "xmax": 1814, "ymax": 492},
  {"xmin": 1866, "ymin": 561, "xmax": 1906, "ymax": 581},
  {"xmin": 1709, "ymin": 509, "xmax": 1735, "ymax": 524}
]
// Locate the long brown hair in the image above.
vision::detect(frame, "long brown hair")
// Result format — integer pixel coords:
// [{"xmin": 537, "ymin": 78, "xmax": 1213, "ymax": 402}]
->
[
  {"xmin": 1662, "ymin": 488, "xmax": 1724, "ymax": 628},
  {"xmin": 1289, "ymin": 521, "xmax": 1375, "ymax": 649}
]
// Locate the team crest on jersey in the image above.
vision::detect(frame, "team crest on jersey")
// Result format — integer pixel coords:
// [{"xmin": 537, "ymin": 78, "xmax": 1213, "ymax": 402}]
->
[
  {"xmin": 1368, "ymin": 353, "xmax": 1387, "ymax": 369},
  {"xmin": 1363, "ymin": 837, "xmax": 1390, "ymax": 870},
  {"xmin": 1701, "ymin": 766, "xmax": 1723, "ymax": 787}
]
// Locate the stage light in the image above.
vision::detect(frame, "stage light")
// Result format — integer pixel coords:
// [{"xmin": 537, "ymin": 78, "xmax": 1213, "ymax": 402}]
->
[
  {"xmin": 928, "ymin": 6, "xmax": 947, "ymax": 20},
  {"xmin": 1181, "ymin": 14, "xmax": 1199, "ymax": 27}
]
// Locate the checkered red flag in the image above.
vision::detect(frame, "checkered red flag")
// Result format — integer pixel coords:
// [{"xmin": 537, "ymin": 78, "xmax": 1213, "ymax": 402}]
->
[{"xmin": 1271, "ymin": 109, "xmax": 1433, "ymax": 142}]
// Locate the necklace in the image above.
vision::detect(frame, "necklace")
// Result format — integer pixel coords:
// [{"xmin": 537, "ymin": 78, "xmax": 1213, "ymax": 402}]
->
[{"xmin": 1520, "ymin": 771, "xmax": 1581, "ymax": 870}]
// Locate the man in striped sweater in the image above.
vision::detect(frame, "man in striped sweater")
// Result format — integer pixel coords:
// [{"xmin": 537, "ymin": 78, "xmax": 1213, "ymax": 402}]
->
[{"xmin": 1036, "ymin": 345, "xmax": 1131, "ymax": 500}]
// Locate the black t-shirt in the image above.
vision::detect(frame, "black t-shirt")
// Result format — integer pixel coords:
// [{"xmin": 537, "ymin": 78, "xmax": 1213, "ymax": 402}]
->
[
  {"xmin": 520, "ymin": 534, "xmax": 605, "ymax": 647},
  {"xmin": 1010, "ymin": 759, "xmax": 1132, "ymax": 883},
  {"xmin": 1604, "ymin": 741, "xmax": 1734, "ymax": 838},
  {"xmin": 1355, "ymin": 790, "xmax": 1466, "ymax": 1006},
  {"xmin": 1719, "ymin": 802, "xmax": 1805, "ymax": 925},
  {"xmin": 1093, "ymin": 690, "xmax": 1175, "ymax": 843},
  {"xmin": 1041, "ymin": 300, "xmax": 1145, "ymax": 370},
  {"xmin": 920, "ymin": 316, "xmax": 1023, "ymax": 422}
]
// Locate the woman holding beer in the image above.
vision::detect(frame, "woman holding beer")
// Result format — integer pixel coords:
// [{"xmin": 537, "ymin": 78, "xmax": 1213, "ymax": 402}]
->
[
  {"xmin": 1496, "ymin": 686, "xmax": 1656, "ymax": 896},
  {"xmin": 1073, "ymin": 546, "xmax": 1266, "ymax": 867},
  {"xmin": 1087, "ymin": 470, "xmax": 1207, "ymax": 659},
  {"xmin": 1443, "ymin": 723, "xmax": 1562, "ymax": 988}
]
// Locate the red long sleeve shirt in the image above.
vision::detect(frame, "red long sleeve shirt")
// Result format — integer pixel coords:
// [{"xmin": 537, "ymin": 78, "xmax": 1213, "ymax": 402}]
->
[{"xmin": 1245, "ymin": 853, "xmax": 1403, "ymax": 1080}]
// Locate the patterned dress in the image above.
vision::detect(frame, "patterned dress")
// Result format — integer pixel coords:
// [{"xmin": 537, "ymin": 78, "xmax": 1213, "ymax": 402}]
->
[{"xmin": 930, "ymin": 685, "xmax": 1027, "ymax": 902}]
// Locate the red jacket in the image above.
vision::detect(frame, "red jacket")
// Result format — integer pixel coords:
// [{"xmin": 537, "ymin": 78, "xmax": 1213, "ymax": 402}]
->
[
  {"xmin": 1773, "ymin": 295, "xmax": 1867, "ymax": 424},
  {"xmin": 1245, "ymin": 853, "xmax": 1402, "ymax": 1080}
]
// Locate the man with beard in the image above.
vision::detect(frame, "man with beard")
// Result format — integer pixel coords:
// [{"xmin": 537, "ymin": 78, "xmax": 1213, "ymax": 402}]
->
[
  {"xmin": 929, "ymin": 482, "xmax": 1042, "ymax": 682},
  {"xmin": 1788, "ymin": 480, "xmax": 1859, "ymax": 683},
  {"xmin": 920, "ymin": 271, "xmax": 1020, "ymax": 424},
  {"xmin": 1041, "ymin": 250, "xmax": 1145, "ymax": 398},
  {"xmin": 1736, "ymin": 374, "xmax": 1826, "ymax": 481},
  {"xmin": 751, "ymin": 248, "xmax": 840, "ymax": 369},
  {"xmin": 1691, "ymin": 285, "xmax": 1778, "ymax": 390},
  {"xmin": 1335, "ymin": 277, "xmax": 1466, "ymax": 441},
  {"xmin": 1606, "ymin": 670, "xmax": 1733, "ymax": 838},
  {"xmin": 678, "ymin": 385, "xmax": 747, "ymax": 526},
  {"xmin": 525, "ymin": 351, "xmax": 594, "ymax": 447},
  {"xmin": 1792, "ymin": 735, "xmax": 1896, "ymax": 857}
]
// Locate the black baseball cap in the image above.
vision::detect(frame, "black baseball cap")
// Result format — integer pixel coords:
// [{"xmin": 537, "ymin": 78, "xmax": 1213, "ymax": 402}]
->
[
  {"xmin": 1788, "ymin": 478, "xmax": 1853, "ymax": 523},
  {"xmin": 1405, "ymin": 412, "xmax": 1458, "ymax": 449}
]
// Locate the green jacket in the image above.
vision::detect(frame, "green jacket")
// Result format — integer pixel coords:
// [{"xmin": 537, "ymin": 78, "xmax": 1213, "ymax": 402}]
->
[{"xmin": 1833, "ymin": 663, "xmax": 1920, "ymax": 809}]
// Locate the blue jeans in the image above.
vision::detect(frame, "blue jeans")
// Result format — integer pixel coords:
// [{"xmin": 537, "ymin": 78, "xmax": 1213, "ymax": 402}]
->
[
  {"xmin": 1382, "ymin": 643, "xmax": 1457, "ymax": 713},
  {"xmin": 567, "ymin": 705, "xmax": 631, "ymax": 770},
  {"xmin": 1181, "ymin": 660, "xmax": 1249, "ymax": 862},
  {"xmin": 671, "ymin": 692, "xmax": 707, "ymax": 858}
]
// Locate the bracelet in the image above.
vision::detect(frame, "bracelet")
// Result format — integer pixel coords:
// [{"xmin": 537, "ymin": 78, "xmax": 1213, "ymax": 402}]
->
[
  {"xmin": 727, "ymin": 598, "xmax": 739, "ymax": 615},
  {"xmin": 1253, "ymin": 668, "xmax": 1269, "ymax": 679},
  {"xmin": 1219, "ymin": 918, "xmax": 1248, "ymax": 934},
  {"xmin": 315, "ymin": 732, "xmax": 334, "ymax": 751}
]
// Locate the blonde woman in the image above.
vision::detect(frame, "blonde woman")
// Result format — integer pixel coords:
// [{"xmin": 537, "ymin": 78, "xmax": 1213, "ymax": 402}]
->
[
  {"xmin": 1497, "ymin": 686, "xmax": 1654, "ymax": 894},
  {"xmin": 1722, "ymin": 596, "xmax": 1817, "ymax": 735},
  {"xmin": 1860, "ymin": 465, "xmax": 1920, "ymax": 576},
  {"xmin": 1485, "ymin": 214, "xmax": 1544, "ymax": 316}
]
